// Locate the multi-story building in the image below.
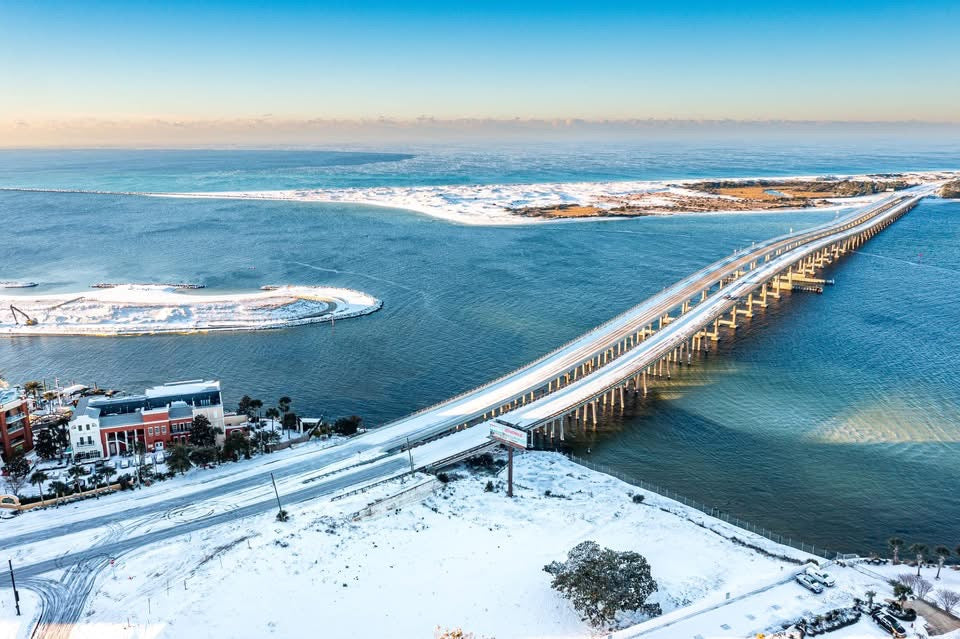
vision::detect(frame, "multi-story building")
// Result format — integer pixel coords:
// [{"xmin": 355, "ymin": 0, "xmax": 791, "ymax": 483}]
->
[
  {"xmin": 0, "ymin": 387, "xmax": 33, "ymax": 462},
  {"xmin": 69, "ymin": 380, "xmax": 224, "ymax": 461}
]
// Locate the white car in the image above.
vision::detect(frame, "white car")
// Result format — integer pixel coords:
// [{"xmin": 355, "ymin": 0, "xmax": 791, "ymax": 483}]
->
[
  {"xmin": 806, "ymin": 567, "xmax": 836, "ymax": 587},
  {"xmin": 795, "ymin": 573, "xmax": 824, "ymax": 594},
  {"xmin": 119, "ymin": 458, "xmax": 130, "ymax": 469},
  {"xmin": 154, "ymin": 451, "xmax": 165, "ymax": 464}
]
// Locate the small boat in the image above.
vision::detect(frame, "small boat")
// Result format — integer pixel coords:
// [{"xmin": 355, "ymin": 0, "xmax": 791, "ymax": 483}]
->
[
  {"xmin": 0, "ymin": 281, "xmax": 38, "ymax": 288},
  {"xmin": 260, "ymin": 285, "xmax": 280, "ymax": 290}
]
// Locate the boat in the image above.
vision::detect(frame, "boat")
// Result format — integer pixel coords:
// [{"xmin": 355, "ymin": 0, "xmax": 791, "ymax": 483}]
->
[{"xmin": 0, "ymin": 281, "xmax": 38, "ymax": 288}]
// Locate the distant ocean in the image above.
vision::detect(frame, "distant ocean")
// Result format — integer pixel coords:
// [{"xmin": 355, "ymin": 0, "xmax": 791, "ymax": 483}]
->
[{"xmin": 1, "ymin": 141, "xmax": 958, "ymax": 553}]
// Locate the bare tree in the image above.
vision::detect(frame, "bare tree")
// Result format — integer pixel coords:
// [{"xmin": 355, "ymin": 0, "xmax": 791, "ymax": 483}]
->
[
  {"xmin": 935, "ymin": 590, "xmax": 959, "ymax": 614},
  {"xmin": 909, "ymin": 543, "xmax": 928, "ymax": 577},
  {"xmin": 934, "ymin": 546, "xmax": 950, "ymax": 579},
  {"xmin": 914, "ymin": 577, "xmax": 933, "ymax": 601},
  {"xmin": 889, "ymin": 537, "xmax": 905, "ymax": 564}
]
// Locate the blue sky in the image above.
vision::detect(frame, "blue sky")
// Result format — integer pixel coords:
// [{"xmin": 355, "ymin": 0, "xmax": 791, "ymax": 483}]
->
[{"xmin": 1, "ymin": 1, "xmax": 957, "ymax": 129}]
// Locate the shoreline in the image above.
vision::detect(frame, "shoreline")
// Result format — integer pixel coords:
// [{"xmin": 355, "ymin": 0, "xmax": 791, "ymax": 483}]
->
[
  {"xmin": 0, "ymin": 284, "xmax": 382, "ymax": 337},
  {"xmin": 2, "ymin": 169, "xmax": 956, "ymax": 226}
]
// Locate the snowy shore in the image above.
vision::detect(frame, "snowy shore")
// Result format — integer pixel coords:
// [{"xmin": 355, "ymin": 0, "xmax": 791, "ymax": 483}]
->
[
  {"xmin": 142, "ymin": 170, "xmax": 957, "ymax": 226},
  {"xmin": 0, "ymin": 284, "xmax": 381, "ymax": 336},
  {"xmin": 4, "ymin": 451, "xmax": 944, "ymax": 639}
]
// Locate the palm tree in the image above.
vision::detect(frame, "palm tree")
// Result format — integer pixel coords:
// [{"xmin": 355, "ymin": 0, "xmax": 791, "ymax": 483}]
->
[
  {"xmin": 23, "ymin": 380, "xmax": 42, "ymax": 399},
  {"xmin": 889, "ymin": 537, "xmax": 905, "ymax": 564},
  {"xmin": 935, "ymin": 546, "xmax": 950, "ymax": 579},
  {"xmin": 909, "ymin": 543, "xmax": 927, "ymax": 577},
  {"xmin": 30, "ymin": 470, "xmax": 49, "ymax": 502},
  {"xmin": 249, "ymin": 398, "xmax": 263, "ymax": 422},
  {"xmin": 278, "ymin": 396, "xmax": 292, "ymax": 431},
  {"xmin": 865, "ymin": 590, "xmax": 877, "ymax": 608},
  {"xmin": 265, "ymin": 407, "xmax": 280, "ymax": 427}
]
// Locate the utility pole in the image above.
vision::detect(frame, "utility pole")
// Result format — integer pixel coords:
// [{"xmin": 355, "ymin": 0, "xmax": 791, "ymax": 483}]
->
[
  {"xmin": 270, "ymin": 472, "xmax": 284, "ymax": 519},
  {"xmin": 507, "ymin": 448, "xmax": 514, "ymax": 498},
  {"xmin": 405, "ymin": 437, "xmax": 415, "ymax": 474},
  {"xmin": 8, "ymin": 559, "xmax": 20, "ymax": 616}
]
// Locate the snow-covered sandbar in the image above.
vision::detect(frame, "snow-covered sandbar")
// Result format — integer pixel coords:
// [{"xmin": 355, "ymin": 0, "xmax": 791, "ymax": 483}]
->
[
  {"xmin": 0, "ymin": 284, "xmax": 382, "ymax": 336},
  {"xmin": 143, "ymin": 170, "xmax": 958, "ymax": 226}
]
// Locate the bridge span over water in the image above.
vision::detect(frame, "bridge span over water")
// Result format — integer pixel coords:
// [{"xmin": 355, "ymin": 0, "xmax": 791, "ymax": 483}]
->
[{"xmin": 360, "ymin": 184, "xmax": 934, "ymax": 462}]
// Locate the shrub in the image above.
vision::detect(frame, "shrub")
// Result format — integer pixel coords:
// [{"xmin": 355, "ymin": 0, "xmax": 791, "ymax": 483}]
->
[
  {"xmin": 437, "ymin": 472, "xmax": 450, "ymax": 484},
  {"xmin": 276, "ymin": 509, "xmax": 290, "ymax": 522},
  {"xmin": 484, "ymin": 480, "xmax": 494, "ymax": 492},
  {"xmin": 632, "ymin": 494, "xmax": 645, "ymax": 504}
]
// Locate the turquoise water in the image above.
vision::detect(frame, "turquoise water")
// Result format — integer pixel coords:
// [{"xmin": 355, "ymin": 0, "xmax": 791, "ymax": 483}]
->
[{"xmin": 0, "ymin": 144, "xmax": 957, "ymax": 553}]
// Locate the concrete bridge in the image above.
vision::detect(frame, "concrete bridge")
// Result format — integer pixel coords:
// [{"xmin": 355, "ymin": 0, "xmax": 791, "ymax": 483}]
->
[{"xmin": 365, "ymin": 184, "xmax": 934, "ymax": 460}]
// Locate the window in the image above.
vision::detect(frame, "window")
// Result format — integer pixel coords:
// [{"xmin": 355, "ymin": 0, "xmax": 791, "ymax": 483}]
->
[
  {"xmin": 148, "ymin": 426, "xmax": 154, "ymax": 435},
  {"xmin": 87, "ymin": 436, "xmax": 93, "ymax": 445},
  {"xmin": 85, "ymin": 424, "xmax": 90, "ymax": 431},
  {"xmin": 161, "ymin": 425, "xmax": 167, "ymax": 434}
]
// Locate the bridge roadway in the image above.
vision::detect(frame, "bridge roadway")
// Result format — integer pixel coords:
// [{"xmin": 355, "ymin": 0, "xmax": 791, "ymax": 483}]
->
[
  {"xmin": 355, "ymin": 185, "xmax": 934, "ymax": 455},
  {"xmin": 472, "ymin": 186, "xmax": 930, "ymax": 436},
  {"xmin": 0, "ymin": 185, "xmax": 932, "ymax": 600}
]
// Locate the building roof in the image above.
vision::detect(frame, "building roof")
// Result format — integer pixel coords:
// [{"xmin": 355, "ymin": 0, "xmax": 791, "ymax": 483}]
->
[
  {"xmin": 145, "ymin": 380, "xmax": 220, "ymax": 398},
  {"xmin": 168, "ymin": 402, "xmax": 193, "ymax": 419},
  {"xmin": 99, "ymin": 412, "xmax": 143, "ymax": 428}
]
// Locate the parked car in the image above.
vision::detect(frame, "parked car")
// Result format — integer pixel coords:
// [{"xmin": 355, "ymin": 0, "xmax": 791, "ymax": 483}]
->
[
  {"xmin": 154, "ymin": 451, "xmax": 165, "ymax": 464},
  {"xmin": 795, "ymin": 573, "xmax": 824, "ymax": 593},
  {"xmin": 872, "ymin": 611, "xmax": 906, "ymax": 638},
  {"xmin": 805, "ymin": 567, "xmax": 836, "ymax": 587},
  {"xmin": 119, "ymin": 458, "xmax": 130, "ymax": 469}
]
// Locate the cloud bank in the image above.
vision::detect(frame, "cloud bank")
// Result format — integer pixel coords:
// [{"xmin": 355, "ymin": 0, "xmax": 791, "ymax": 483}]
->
[{"xmin": 3, "ymin": 117, "xmax": 959, "ymax": 148}]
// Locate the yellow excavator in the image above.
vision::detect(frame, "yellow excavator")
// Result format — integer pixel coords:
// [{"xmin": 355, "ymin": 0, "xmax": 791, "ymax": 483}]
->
[{"xmin": 9, "ymin": 305, "xmax": 38, "ymax": 326}]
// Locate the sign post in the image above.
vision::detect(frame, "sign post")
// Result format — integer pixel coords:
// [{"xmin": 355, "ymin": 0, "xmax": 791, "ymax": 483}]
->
[{"xmin": 489, "ymin": 420, "xmax": 528, "ymax": 498}]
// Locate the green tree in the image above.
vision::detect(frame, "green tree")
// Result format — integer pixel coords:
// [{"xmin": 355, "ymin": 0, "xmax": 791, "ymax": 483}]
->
[
  {"xmin": 33, "ymin": 427, "xmax": 61, "ymax": 460},
  {"xmin": 49, "ymin": 480, "xmax": 71, "ymax": 500},
  {"xmin": 910, "ymin": 544, "xmax": 928, "ymax": 577},
  {"xmin": 865, "ymin": 590, "xmax": 877, "ymax": 608},
  {"xmin": 249, "ymin": 398, "xmax": 263, "ymax": 421},
  {"xmin": 188, "ymin": 414, "xmax": 222, "ymax": 448},
  {"xmin": 889, "ymin": 537, "xmax": 905, "ymax": 564},
  {"xmin": 30, "ymin": 469, "xmax": 49, "ymax": 501},
  {"xmin": 2, "ymin": 452, "xmax": 31, "ymax": 496},
  {"xmin": 166, "ymin": 444, "xmax": 193, "ymax": 475},
  {"xmin": 333, "ymin": 415, "xmax": 363, "ymax": 436},
  {"xmin": 278, "ymin": 396, "xmax": 292, "ymax": 430},
  {"xmin": 189, "ymin": 446, "xmax": 218, "ymax": 466},
  {"xmin": 264, "ymin": 407, "xmax": 280, "ymax": 425},
  {"xmin": 67, "ymin": 464, "xmax": 89, "ymax": 492},
  {"xmin": 222, "ymin": 431, "xmax": 251, "ymax": 461},
  {"xmin": 935, "ymin": 546, "xmax": 950, "ymax": 580},
  {"xmin": 893, "ymin": 582, "xmax": 913, "ymax": 603},
  {"xmin": 544, "ymin": 541, "xmax": 660, "ymax": 628}
]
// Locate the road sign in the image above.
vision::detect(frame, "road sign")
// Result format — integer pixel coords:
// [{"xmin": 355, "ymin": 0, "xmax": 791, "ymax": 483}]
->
[{"xmin": 489, "ymin": 421, "xmax": 527, "ymax": 450}]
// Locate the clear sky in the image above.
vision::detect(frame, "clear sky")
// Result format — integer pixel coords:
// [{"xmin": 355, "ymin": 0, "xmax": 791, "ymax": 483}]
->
[{"xmin": 1, "ymin": 1, "xmax": 957, "ymax": 145}]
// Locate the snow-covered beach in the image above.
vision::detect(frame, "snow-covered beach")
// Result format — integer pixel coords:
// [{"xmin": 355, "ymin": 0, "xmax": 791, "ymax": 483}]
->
[
  {"xmin": 0, "ymin": 285, "xmax": 381, "ymax": 336},
  {"xmin": 142, "ymin": 170, "xmax": 957, "ymax": 226},
  {"xmin": 3, "ymin": 450, "xmax": 951, "ymax": 639}
]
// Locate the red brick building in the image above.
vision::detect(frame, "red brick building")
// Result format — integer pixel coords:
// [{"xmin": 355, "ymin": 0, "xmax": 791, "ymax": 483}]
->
[{"xmin": 1, "ymin": 388, "xmax": 33, "ymax": 463}]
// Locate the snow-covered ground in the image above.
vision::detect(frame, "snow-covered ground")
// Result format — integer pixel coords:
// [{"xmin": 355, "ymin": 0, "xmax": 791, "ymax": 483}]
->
[
  {"xmin": 0, "ymin": 284, "xmax": 381, "ymax": 336},
  {"xmin": 5, "ymin": 451, "xmax": 947, "ymax": 639},
  {"xmin": 144, "ymin": 171, "xmax": 956, "ymax": 226}
]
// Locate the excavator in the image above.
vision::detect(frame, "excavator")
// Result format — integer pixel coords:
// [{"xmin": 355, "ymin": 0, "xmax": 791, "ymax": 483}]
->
[{"xmin": 9, "ymin": 305, "xmax": 38, "ymax": 326}]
